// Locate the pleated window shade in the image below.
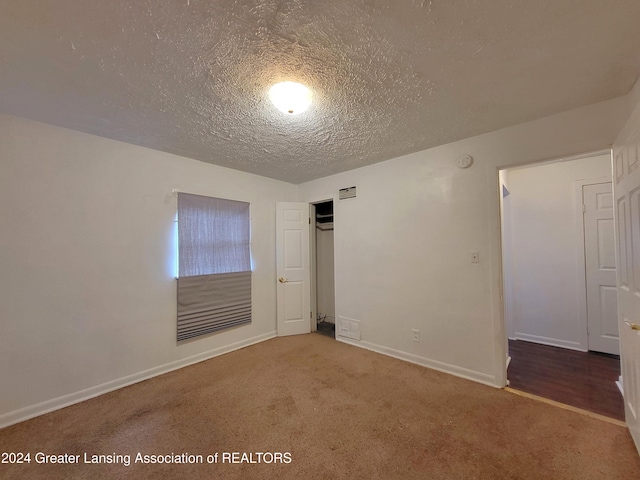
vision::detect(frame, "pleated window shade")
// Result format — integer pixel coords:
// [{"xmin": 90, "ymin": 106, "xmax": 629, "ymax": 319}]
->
[{"xmin": 177, "ymin": 193, "xmax": 251, "ymax": 341}]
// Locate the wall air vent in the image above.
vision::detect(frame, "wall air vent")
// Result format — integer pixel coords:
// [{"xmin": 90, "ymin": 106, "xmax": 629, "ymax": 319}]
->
[{"xmin": 339, "ymin": 186, "xmax": 356, "ymax": 200}]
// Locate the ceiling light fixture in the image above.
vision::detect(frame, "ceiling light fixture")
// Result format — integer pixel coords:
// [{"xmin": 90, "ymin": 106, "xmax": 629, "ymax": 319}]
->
[{"xmin": 269, "ymin": 81, "xmax": 311, "ymax": 115}]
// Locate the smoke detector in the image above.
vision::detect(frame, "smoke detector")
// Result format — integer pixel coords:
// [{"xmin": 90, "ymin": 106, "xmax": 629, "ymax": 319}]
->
[{"xmin": 456, "ymin": 154, "xmax": 474, "ymax": 169}]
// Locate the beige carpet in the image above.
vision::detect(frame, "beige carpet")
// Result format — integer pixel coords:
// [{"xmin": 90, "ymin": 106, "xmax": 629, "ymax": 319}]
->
[{"xmin": 1, "ymin": 334, "xmax": 639, "ymax": 479}]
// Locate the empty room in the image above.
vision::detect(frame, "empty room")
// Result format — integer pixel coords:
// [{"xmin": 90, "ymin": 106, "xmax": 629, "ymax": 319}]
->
[{"xmin": 2, "ymin": 1, "xmax": 640, "ymax": 479}]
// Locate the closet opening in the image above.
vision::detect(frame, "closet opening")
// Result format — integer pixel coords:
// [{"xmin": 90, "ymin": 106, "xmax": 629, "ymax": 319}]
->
[{"xmin": 311, "ymin": 200, "xmax": 335, "ymax": 338}]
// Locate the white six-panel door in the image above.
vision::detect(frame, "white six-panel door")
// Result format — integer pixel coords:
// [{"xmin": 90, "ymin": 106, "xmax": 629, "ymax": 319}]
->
[
  {"xmin": 583, "ymin": 182, "xmax": 619, "ymax": 355},
  {"xmin": 276, "ymin": 202, "xmax": 311, "ymax": 336},
  {"xmin": 613, "ymin": 122, "xmax": 640, "ymax": 451}
]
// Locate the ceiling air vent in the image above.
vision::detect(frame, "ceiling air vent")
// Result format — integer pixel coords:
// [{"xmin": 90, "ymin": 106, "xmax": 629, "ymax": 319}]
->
[{"xmin": 339, "ymin": 186, "xmax": 356, "ymax": 200}]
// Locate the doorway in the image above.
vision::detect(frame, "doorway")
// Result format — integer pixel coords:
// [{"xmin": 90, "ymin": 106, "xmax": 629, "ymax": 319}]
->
[
  {"xmin": 500, "ymin": 151, "xmax": 623, "ymax": 419},
  {"xmin": 311, "ymin": 200, "xmax": 335, "ymax": 338}
]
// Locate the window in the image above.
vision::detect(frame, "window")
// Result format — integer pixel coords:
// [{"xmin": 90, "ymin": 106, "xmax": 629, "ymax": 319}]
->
[{"xmin": 176, "ymin": 193, "xmax": 251, "ymax": 341}]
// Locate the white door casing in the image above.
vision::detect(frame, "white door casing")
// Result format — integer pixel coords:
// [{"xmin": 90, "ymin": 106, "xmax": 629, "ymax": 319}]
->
[
  {"xmin": 613, "ymin": 125, "xmax": 640, "ymax": 451},
  {"xmin": 276, "ymin": 202, "xmax": 311, "ymax": 336},
  {"xmin": 583, "ymin": 182, "xmax": 619, "ymax": 354}
]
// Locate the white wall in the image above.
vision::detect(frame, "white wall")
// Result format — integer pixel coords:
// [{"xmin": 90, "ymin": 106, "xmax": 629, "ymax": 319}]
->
[
  {"xmin": 300, "ymin": 95, "xmax": 629, "ymax": 387},
  {"xmin": 0, "ymin": 90, "xmax": 633, "ymax": 426},
  {"xmin": 0, "ymin": 114, "xmax": 298, "ymax": 427},
  {"xmin": 505, "ymin": 154, "xmax": 612, "ymax": 350},
  {"xmin": 316, "ymin": 229, "xmax": 335, "ymax": 322}
]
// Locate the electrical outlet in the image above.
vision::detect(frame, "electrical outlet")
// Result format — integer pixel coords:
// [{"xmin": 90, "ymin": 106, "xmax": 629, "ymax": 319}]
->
[{"xmin": 411, "ymin": 329, "xmax": 420, "ymax": 343}]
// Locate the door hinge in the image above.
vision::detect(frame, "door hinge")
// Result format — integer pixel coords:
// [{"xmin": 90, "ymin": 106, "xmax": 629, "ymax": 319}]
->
[
  {"xmin": 309, "ymin": 217, "xmax": 311, "ymax": 224},
  {"xmin": 310, "ymin": 311, "xmax": 312, "ymax": 318}
]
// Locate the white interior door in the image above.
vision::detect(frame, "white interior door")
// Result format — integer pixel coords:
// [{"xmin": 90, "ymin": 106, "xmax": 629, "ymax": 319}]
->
[
  {"xmin": 613, "ymin": 136, "xmax": 640, "ymax": 450},
  {"xmin": 276, "ymin": 202, "xmax": 311, "ymax": 336},
  {"xmin": 583, "ymin": 182, "xmax": 619, "ymax": 354}
]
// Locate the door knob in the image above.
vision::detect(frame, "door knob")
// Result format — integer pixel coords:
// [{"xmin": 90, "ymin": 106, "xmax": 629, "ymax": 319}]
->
[
  {"xmin": 278, "ymin": 277, "xmax": 288, "ymax": 283},
  {"xmin": 624, "ymin": 320, "xmax": 640, "ymax": 331}
]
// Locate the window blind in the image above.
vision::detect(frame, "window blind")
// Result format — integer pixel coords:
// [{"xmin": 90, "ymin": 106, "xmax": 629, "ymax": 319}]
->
[
  {"xmin": 178, "ymin": 193, "xmax": 251, "ymax": 276},
  {"xmin": 176, "ymin": 193, "xmax": 251, "ymax": 341}
]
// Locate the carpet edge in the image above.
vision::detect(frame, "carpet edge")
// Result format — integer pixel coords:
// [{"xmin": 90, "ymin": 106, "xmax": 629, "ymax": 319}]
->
[{"xmin": 0, "ymin": 330, "xmax": 277, "ymax": 429}]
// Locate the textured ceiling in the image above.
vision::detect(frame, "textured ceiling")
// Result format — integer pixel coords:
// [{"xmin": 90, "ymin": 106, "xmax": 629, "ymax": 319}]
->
[{"xmin": 1, "ymin": 1, "xmax": 640, "ymax": 184}]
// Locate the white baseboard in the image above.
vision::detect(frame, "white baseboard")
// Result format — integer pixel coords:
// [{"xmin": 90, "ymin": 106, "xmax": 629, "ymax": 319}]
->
[
  {"xmin": 0, "ymin": 331, "xmax": 277, "ymax": 429},
  {"xmin": 514, "ymin": 333, "xmax": 586, "ymax": 352},
  {"xmin": 616, "ymin": 375, "xmax": 624, "ymax": 396},
  {"xmin": 336, "ymin": 337, "xmax": 499, "ymax": 388}
]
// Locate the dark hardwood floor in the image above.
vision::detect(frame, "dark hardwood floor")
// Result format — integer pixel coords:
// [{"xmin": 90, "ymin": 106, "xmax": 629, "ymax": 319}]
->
[{"xmin": 507, "ymin": 339, "xmax": 624, "ymax": 421}]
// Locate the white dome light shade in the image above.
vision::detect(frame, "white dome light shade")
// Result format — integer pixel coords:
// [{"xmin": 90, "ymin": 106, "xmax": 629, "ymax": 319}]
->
[{"xmin": 269, "ymin": 81, "xmax": 312, "ymax": 115}]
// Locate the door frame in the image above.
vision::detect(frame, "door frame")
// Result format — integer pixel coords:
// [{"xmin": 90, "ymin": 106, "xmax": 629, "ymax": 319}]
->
[
  {"xmin": 310, "ymin": 202, "xmax": 318, "ymax": 332},
  {"xmin": 309, "ymin": 198, "xmax": 336, "ymax": 335},
  {"xmin": 496, "ymin": 149, "xmax": 613, "ymax": 384}
]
